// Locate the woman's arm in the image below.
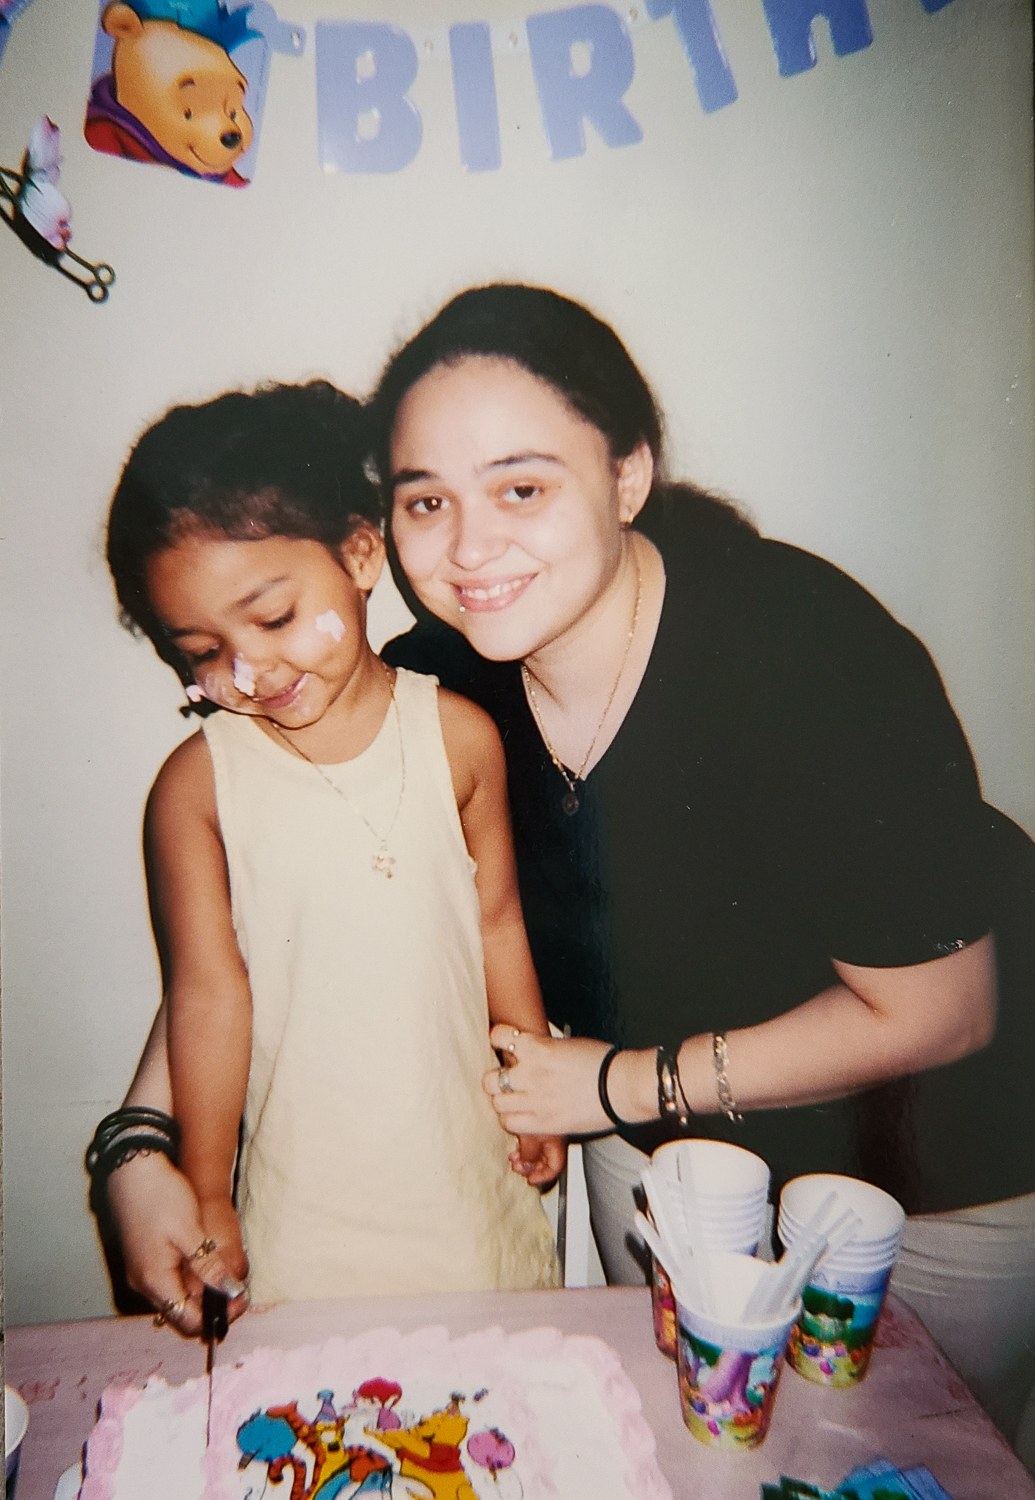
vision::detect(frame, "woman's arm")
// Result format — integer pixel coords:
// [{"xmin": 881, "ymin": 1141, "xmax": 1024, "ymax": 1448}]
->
[
  {"xmin": 439, "ymin": 689, "xmax": 566, "ymax": 1187},
  {"xmin": 485, "ymin": 933, "xmax": 996, "ymax": 1134},
  {"xmin": 142, "ymin": 734, "xmax": 252, "ymax": 1287}
]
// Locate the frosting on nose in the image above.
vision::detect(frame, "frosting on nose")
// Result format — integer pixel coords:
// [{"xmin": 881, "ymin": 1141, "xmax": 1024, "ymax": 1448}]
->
[{"xmin": 233, "ymin": 656, "xmax": 257, "ymax": 696}]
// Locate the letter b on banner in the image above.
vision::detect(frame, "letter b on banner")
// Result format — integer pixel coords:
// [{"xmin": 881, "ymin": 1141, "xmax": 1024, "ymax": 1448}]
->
[
  {"xmin": 527, "ymin": 5, "xmax": 642, "ymax": 160},
  {"xmin": 316, "ymin": 21, "xmax": 422, "ymax": 173}
]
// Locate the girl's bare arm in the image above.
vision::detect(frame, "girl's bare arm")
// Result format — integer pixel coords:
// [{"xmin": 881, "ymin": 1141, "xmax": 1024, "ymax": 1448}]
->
[
  {"xmin": 145, "ymin": 732, "xmax": 252, "ymax": 1273},
  {"xmin": 438, "ymin": 688, "xmax": 566, "ymax": 1187}
]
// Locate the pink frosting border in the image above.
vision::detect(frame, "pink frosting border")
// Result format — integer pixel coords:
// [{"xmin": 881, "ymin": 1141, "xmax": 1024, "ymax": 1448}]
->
[
  {"xmin": 78, "ymin": 1383, "xmax": 146, "ymax": 1500},
  {"xmin": 83, "ymin": 1324, "xmax": 671, "ymax": 1500}
]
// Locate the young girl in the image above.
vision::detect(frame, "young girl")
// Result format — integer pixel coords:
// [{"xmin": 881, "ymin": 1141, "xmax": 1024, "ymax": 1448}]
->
[{"xmin": 102, "ymin": 379, "xmax": 562, "ymax": 1316}]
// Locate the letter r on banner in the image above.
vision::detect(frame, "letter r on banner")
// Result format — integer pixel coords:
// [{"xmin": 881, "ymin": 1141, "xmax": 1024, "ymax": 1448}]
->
[
  {"xmin": 527, "ymin": 5, "xmax": 643, "ymax": 161},
  {"xmin": 316, "ymin": 21, "xmax": 422, "ymax": 173},
  {"xmin": 759, "ymin": 0, "xmax": 873, "ymax": 77}
]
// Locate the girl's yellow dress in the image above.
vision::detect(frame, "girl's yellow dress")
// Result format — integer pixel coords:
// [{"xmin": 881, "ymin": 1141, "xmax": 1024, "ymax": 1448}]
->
[{"xmin": 203, "ymin": 667, "xmax": 560, "ymax": 1303}]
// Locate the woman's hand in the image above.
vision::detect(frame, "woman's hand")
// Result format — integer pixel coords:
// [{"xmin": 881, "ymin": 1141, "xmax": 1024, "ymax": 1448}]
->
[
  {"xmin": 485, "ymin": 1028, "xmax": 615, "ymax": 1135},
  {"xmin": 105, "ymin": 1152, "xmax": 248, "ymax": 1337},
  {"xmin": 510, "ymin": 1134, "xmax": 567, "ymax": 1188}
]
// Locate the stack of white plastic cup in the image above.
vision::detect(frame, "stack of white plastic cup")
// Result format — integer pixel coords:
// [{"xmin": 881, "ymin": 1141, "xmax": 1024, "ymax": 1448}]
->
[
  {"xmin": 778, "ymin": 1173, "xmax": 905, "ymax": 1388},
  {"xmin": 647, "ymin": 1140, "xmax": 770, "ymax": 1358}
]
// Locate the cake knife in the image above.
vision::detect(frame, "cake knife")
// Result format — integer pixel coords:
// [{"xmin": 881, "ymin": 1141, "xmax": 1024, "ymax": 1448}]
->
[{"xmin": 202, "ymin": 1285, "xmax": 229, "ymax": 1446}]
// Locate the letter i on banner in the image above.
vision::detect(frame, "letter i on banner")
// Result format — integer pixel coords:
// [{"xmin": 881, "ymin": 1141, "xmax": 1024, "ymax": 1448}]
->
[
  {"xmin": 449, "ymin": 22, "xmax": 501, "ymax": 171},
  {"xmin": 316, "ymin": 20, "xmax": 422, "ymax": 173}
]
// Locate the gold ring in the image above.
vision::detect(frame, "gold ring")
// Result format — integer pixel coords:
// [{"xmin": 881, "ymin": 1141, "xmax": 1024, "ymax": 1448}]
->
[
  {"xmin": 188, "ymin": 1238, "xmax": 217, "ymax": 1262},
  {"xmin": 498, "ymin": 1068, "xmax": 514, "ymax": 1095},
  {"xmin": 153, "ymin": 1297, "xmax": 187, "ymax": 1327}
]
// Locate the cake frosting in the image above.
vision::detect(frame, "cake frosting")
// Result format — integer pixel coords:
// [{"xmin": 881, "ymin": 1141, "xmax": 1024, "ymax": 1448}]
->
[{"xmin": 79, "ymin": 1324, "xmax": 671, "ymax": 1500}]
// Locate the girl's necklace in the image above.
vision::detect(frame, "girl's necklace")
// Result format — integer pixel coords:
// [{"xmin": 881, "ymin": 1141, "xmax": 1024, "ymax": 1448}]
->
[
  {"xmin": 266, "ymin": 677, "xmax": 405, "ymax": 877},
  {"xmin": 522, "ymin": 558, "xmax": 642, "ymax": 816}
]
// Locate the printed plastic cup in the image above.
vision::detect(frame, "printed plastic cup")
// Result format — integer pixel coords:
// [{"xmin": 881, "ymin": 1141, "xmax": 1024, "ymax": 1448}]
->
[
  {"xmin": 5, "ymin": 1388, "xmax": 29, "ymax": 1499},
  {"xmin": 672, "ymin": 1253, "xmax": 798, "ymax": 1451},
  {"xmin": 778, "ymin": 1175, "xmax": 905, "ymax": 1388},
  {"xmin": 649, "ymin": 1141, "xmax": 770, "ymax": 1359}
]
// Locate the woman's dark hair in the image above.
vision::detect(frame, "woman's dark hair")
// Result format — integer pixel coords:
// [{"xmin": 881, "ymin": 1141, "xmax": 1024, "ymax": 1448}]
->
[
  {"xmin": 370, "ymin": 284, "xmax": 755, "ymax": 622},
  {"xmin": 370, "ymin": 284, "xmax": 664, "ymax": 487},
  {"xmin": 106, "ymin": 380, "xmax": 376, "ymax": 696}
]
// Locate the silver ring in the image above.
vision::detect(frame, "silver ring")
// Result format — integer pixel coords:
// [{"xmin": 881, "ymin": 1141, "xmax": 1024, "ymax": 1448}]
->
[{"xmin": 497, "ymin": 1068, "xmax": 514, "ymax": 1094}]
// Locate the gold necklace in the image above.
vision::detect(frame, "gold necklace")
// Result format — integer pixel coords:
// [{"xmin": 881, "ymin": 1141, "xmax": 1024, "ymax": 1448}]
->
[
  {"xmin": 522, "ymin": 558, "xmax": 642, "ymax": 816},
  {"xmin": 266, "ymin": 677, "xmax": 405, "ymax": 877}
]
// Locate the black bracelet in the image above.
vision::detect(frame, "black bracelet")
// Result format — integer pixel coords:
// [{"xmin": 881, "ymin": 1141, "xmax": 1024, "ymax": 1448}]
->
[
  {"xmin": 86, "ymin": 1107, "xmax": 181, "ymax": 1186},
  {"xmin": 597, "ymin": 1045, "xmax": 635, "ymax": 1128},
  {"xmin": 656, "ymin": 1045, "xmax": 693, "ymax": 1129}
]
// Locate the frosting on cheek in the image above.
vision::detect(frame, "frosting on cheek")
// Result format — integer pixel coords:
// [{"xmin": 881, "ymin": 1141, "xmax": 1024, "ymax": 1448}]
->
[
  {"xmin": 314, "ymin": 609, "xmax": 346, "ymax": 643},
  {"xmin": 185, "ymin": 683, "xmax": 205, "ymax": 703},
  {"xmin": 232, "ymin": 656, "xmax": 257, "ymax": 697}
]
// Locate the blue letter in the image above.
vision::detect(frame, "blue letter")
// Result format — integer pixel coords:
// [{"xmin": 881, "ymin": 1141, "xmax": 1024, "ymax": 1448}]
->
[
  {"xmin": 449, "ymin": 22, "xmax": 501, "ymax": 171},
  {"xmin": 644, "ymin": 0, "xmax": 736, "ymax": 112},
  {"xmin": 759, "ymin": 0, "xmax": 873, "ymax": 77},
  {"xmin": 316, "ymin": 21, "xmax": 421, "ymax": 173},
  {"xmin": 916, "ymin": 0, "xmax": 954, "ymax": 10},
  {"xmin": 527, "ymin": 5, "xmax": 642, "ymax": 161}
]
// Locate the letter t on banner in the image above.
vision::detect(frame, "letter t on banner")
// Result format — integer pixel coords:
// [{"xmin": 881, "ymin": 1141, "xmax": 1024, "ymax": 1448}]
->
[
  {"xmin": 644, "ymin": 0, "xmax": 737, "ymax": 112},
  {"xmin": 759, "ymin": 0, "xmax": 873, "ymax": 77},
  {"xmin": 316, "ymin": 21, "xmax": 422, "ymax": 172},
  {"xmin": 527, "ymin": 5, "xmax": 642, "ymax": 161}
]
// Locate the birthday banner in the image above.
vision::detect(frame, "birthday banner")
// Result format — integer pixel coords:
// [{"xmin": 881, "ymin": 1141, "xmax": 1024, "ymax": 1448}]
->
[{"xmin": 83, "ymin": 0, "xmax": 958, "ymax": 185}]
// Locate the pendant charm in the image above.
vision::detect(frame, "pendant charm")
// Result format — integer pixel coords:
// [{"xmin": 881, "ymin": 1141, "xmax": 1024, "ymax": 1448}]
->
[
  {"xmin": 561, "ymin": 790, "xmax": 580, "ymax": 816},
  {"xmin": 372, "ymin": 846, "xmax": 395, "ymax": 877}
]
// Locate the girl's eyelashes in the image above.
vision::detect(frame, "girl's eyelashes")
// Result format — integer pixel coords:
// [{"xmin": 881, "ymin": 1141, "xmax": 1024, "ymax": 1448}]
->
[
  {"xmin": 261, "ymin": 608, "xmax": 296, "ymax": 631},
  {"xmin": 501, "ymin": 483, "xmax": 540, "ymax": 503},
  {"xmin": 186, "ymin": 645, "xmax": 220, "ymax": 666}
]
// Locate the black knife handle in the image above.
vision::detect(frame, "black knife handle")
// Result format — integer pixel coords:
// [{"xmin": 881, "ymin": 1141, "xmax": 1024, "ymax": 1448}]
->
[{"xmin": 202, "ymin": 1285, "xmax": 229, "ymax": 1344}]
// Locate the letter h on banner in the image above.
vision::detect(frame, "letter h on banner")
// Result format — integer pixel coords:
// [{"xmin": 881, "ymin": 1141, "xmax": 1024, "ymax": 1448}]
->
[{"xmin": 759, "ymin": 0, "xmax": 874, "ymax": 77}]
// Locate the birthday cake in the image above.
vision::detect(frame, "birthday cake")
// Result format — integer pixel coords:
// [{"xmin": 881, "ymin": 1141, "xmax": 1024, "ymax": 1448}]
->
[{"xmin": 78, "ymin": 1323, "xmax": 671, "ymax": 1500}]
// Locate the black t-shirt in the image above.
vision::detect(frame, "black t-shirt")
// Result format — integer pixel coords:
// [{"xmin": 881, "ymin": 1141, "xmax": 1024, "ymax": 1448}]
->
[{"xmin": 384, "ymin": 492, "xmax": 1034, "ymax": 1212}]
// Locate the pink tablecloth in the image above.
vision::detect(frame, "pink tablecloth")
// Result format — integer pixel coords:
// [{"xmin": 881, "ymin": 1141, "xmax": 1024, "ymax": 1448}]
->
[{"xmin": 7, "ymin": 1288, "xmax": 1034, "ymax": 1500}]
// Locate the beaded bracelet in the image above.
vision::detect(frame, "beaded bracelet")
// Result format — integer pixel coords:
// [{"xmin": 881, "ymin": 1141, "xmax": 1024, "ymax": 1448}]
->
[{"xmin": 656, "ymin": 1045, "xmax": 693, "ymax": 1128}]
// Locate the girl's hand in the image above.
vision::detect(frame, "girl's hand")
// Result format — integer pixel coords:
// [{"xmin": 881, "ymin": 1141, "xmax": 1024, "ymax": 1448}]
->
[
  {"xmin": 485, "ymin": 1028, "xmax": 613, "ymax": 1135},
  {"xmin": 105, "ymin": 1152, "xmax": 248, "ymax": 1337},
  {"xmin": 510, "ymin": 1134, "xmax": 567, "ymax": 1188}
]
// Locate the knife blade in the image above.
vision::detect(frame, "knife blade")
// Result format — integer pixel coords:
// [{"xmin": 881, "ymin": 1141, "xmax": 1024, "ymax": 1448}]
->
[{"xmin": 202, "ymin": 1285, "xmax": 229, "ymax": 1447}]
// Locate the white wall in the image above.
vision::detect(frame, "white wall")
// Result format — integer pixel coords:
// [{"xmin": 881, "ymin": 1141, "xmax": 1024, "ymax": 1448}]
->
[{"xmin": 1, "ymin": 0, "xmax": 1032, "ymax": 1323}]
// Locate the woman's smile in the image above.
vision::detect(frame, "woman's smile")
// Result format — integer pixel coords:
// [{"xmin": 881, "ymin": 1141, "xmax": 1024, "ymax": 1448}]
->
[{"xmin": 452, "ymin": 573, "xmax": 537, "ymax": 612}]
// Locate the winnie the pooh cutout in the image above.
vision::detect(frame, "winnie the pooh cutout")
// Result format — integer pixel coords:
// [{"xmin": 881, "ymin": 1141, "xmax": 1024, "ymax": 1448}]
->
[{"xmin": 84, "ymin": 0, "xmax": 303, "ymax": 186}]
